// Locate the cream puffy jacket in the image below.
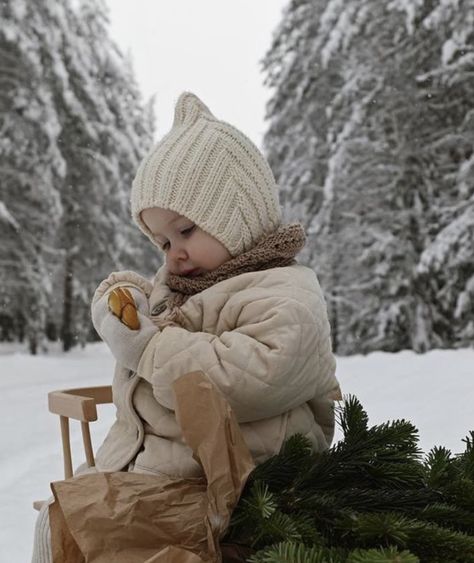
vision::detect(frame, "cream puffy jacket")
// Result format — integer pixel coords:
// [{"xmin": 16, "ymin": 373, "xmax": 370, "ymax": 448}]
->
[{"xmin": 91, "ymin": 263, "xmax": 340, "ymax": 479}]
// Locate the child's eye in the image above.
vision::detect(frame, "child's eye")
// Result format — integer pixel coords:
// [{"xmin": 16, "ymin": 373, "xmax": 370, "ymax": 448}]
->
[
  {"xmin": 158, "ymin": 226, "xmax": 194, "ymax": 252},
  {"xmin": 181, "ymin": 225, "xmax": 195, "ymax": 236}
]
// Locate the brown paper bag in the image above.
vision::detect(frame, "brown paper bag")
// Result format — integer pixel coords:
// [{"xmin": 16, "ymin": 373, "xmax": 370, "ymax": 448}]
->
[{"xmin": 49, "ymin": 371, "xmax": 255, "ymax": 563}]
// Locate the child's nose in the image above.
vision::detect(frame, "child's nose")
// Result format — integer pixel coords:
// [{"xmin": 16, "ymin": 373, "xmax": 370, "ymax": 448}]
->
[{"xmin": 168, "ymin": 244, "xmax": 188, "ymax": 261}]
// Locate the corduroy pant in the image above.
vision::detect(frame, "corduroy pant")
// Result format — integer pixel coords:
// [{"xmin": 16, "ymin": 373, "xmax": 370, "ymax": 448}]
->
[
  {"xmin": 31, "ymin": 497, "xmax": 54, "ymax": 563},
  {"xmin": 31, "ymin": 463, "xmax": 97, "ymax": 562}
]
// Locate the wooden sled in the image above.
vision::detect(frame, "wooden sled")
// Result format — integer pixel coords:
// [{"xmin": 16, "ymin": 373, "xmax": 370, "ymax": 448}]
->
[{"xmin": 33, "ymin": 385, "xmax": 113, "ymax": 511}]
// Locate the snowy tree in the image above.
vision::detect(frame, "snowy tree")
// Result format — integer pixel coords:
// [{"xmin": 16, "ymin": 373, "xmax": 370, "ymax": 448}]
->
[
  {"xmin": 36, "ymin": 0, "xmax": 156, "ymax": 350},
  {"xmin": 410, "ymin": 0, "xmax": 474, "ymax": 348},
  {"xmin": 310, "ymin": 0, "xmax": 440, "ymax": 354},
  {"xmin": 263, "ymin": 0, "xmax": 474, "ymax": 354},
  {"xmin": 0, "ymin": 0, "xmax": 156, "ymax": 352},
  {"xmin": 0, "ymin": 0, "xmax": 64, "ymax": 353},
  {"xmin": 262, "ymin": 0, "xmax": 339, "ymax": 264},
  {"xmin": 261, "ymin": 0, "xmax": 346, "ymax": 349}
]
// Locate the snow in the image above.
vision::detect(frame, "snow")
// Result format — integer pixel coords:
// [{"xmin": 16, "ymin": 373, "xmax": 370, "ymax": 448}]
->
[
  {"xmin": 0, "ymin": 343, "xmax": 473, "ymax": 561},
  {"xmin": 417, "ymin": 203, "xmax": 474, "ymax": 274},
  {"xmin": 423, "ymin": 0, "xmax": 460, "ymax": 30},
  {"xmin": 388, "ymin": 0, "xmax": 424, "ymax": 35},
  {"xmin": 0, "ymin": 343, "xmax": 117, "ymax": 562},
  {"xmin": 442, "ymin": 37, "xmax": 459, "ymax": 64},
  {"xmin": 0, "ymin": 201, "xmax": 19, "ymax": 230}
]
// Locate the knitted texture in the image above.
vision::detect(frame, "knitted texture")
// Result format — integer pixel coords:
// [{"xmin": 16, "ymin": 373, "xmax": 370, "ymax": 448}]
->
[
  {"xmin": 131, "ymin": 92, "xmax": 282, "ymax": 257},
  {"xmin": 31, "ymin": 497, "xmax": 53, "ymax": 563},
  {"xmin": 165, "ymin": 222, "xmax": 306, "ymax": 310}
]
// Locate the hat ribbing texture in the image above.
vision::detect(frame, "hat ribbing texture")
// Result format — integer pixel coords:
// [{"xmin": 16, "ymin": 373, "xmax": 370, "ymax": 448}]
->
[{"xmin": 131, "ymin": 92, "xmax": 282, "ymax": 257}]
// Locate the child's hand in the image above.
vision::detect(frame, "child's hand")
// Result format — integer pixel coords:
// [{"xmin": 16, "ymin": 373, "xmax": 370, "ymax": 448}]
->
[{"xmin": 91, "ymin": 290, "xmax": 158, "ymax": 371}]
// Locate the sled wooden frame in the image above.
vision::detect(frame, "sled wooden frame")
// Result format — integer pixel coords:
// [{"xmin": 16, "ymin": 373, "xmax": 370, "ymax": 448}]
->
[{"xmin": 32, "ymin": 385, "xmax": 113, "ymax": 511}]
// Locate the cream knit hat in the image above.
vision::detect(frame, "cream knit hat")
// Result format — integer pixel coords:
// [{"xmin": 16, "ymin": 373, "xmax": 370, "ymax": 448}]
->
[{"xmin": 131, "ymin": 91, "xmax": 282, "ymax": 257}]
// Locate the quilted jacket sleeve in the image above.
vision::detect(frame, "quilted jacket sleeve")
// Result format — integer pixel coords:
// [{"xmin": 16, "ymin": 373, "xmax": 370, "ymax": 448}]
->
[{"xmin": 137, "ymin": 289, "xmax": 332, "ymax": 423}]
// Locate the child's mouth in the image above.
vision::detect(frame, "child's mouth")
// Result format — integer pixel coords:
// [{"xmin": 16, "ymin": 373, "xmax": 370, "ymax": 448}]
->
[{"xmin": 184, "ymin": 268, "xmax": 204, "ymax": 278}]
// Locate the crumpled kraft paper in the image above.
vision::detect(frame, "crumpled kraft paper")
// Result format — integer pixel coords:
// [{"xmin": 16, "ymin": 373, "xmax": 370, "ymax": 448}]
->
[{"xmin": 49, "ymin": 371, "xmax": 255, "ymax": 563}]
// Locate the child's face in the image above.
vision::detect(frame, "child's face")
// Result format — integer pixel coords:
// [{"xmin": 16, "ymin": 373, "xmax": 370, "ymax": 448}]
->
[{"xmin": 140, "ymin": 207, "xmax": 232, "ymax": 277}]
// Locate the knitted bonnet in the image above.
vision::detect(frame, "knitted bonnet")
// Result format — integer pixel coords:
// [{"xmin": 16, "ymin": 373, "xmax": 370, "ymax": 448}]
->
[{"xmin": 130, "ymin": 92, "xmax": 282, "ymax": 257}]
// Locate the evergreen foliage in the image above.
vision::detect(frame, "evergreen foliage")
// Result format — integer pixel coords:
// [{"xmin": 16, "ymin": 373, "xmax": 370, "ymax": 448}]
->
[
  {"xmin": 262, "ymin": 0, "xmax": 474, "ymax": 354},
  {"xmin": 224, "ymin": 396, "xmax": 474, "ymax": 561},
  {"xmin": 0, "ymin": 0, "xmax": 157, "ymax": 352}
]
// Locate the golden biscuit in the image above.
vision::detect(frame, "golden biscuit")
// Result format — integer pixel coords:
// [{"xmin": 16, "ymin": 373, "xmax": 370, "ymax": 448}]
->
[{"xmin": 108, "ymin": 287, "xmax": 140, "ymax": 330}]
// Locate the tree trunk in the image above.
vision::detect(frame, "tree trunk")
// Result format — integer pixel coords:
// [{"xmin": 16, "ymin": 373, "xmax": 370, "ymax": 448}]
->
[
  {"xmin": 61, "ymin": 252, "xmax": 75, "ymax": 352},
  {"xmin": 28, "ymin": 334, "xmax": 37, "ymax": 355}
]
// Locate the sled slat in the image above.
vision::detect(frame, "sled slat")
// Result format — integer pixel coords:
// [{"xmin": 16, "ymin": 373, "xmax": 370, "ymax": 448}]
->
[
  {"xmin": 48, "ymin": 386, "xmax": 113, "ymax": 422},
  {"xmin": 60, "ymin": 415, "xmax": 73, "ymax": 479},
  {"xmin": 81, "ymin": 421, "xmax": 95, "ymax": 468}
]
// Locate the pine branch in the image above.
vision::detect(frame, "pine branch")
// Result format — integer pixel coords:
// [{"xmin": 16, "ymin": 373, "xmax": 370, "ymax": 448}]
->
[
  {"xmin": 249, "ymin": 542, "xmax": 419, "ymax": 563},
  {"xmin": 338, "ymin": 511, "xmax": 474, "ymax": 561},
  {"xmin": 249, "ymin": 541, "xmax": 345, "ymax": 563},
  {"xmin": 226, "ymin": 396, "xmax": 474, "ymax": 562},
  {"xmin": 296, "ymin": 487, "xmax": 442, "ymax": 516},
  {"xmin": 336, "ymin": 395, "xmax": 369, "ymax": 442},
  {"xmin": 442, "ymin": 478, "xmax": 474, "ymax": 514},
  {"xmin": 423, "ymin": 446, "xmax": 458, "ymax": 488},
  {"xmin": 300, "ymin": 398, "xmax": 423, "ymax": 491},
  {"xmin": 347, "ymin": 546, "xmax": 419, "ymax": 562},
  {"xmin": 416, "ymin": 502, "xmax": 474, "ymax": 535},
  {"xmin": 459, "ymin": 431, "xmax": 474, "ymax": 481},
  {"xmin": 249, "ymin": 434, "xmax": 315, "ymax": 492}
]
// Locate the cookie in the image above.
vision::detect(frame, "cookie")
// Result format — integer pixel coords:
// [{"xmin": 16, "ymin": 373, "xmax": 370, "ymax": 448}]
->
[{"xmin": 108, "ymin": 287, "xmax": 140, "ymax": 330}]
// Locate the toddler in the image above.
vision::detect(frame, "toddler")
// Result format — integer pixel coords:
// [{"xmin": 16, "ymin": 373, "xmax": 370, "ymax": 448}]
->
[{"xmin": 32, "ymin": 92, "xmax": 340, "ymax": 561}]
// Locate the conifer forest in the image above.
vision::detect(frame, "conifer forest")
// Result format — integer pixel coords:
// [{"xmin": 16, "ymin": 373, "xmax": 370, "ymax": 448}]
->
[{"xmin": 1, "ymin": 0, "xmax": 473, "ymax": 356}]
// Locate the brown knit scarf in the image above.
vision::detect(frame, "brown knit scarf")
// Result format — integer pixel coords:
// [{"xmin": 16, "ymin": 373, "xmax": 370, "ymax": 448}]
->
[{"xmin": 165, "ymin": 223, "xmax": 306, "ymax": 310}]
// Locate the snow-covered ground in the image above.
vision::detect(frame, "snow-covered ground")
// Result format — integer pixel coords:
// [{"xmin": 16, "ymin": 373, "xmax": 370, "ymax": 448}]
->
[{"xmin": 0, "ymin": 343, "xmax": 473, "ymax": 562}]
